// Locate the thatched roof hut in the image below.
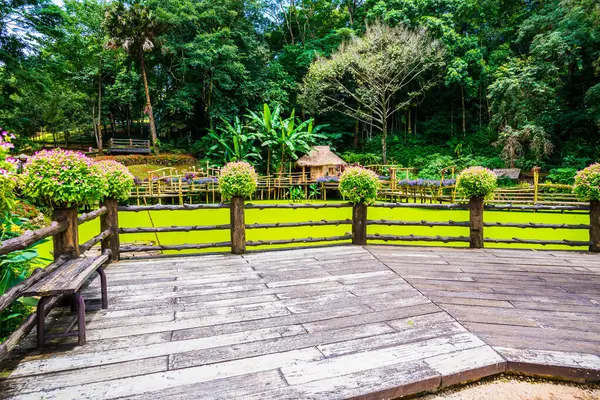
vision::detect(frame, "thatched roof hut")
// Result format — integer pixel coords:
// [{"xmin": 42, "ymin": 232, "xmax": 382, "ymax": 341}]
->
[{"xmin": 296, "ymin": 146, "xmax": 346, "ymax": 181}]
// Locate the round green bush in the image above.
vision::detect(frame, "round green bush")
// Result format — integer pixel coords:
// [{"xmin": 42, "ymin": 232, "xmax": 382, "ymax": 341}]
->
[
  {"xmin": 22, "ymin": 149, "xmax": 106, "ymax": 208},
  {"xmin": 339, "ymin": 166, "xmax": 380, "ymax": 205},
  {"xmin": 218, "ymin": 161, "xmax": 258, "ymax": 200},
  {"xmin": 94, "ymin": 160, "xmax": 135, "ymax": 202},
  {"xmin": 573, "ymin": 163, "xmax": 600, "ymax": 201},
  {"xmin": 456, "ymin": 166, "xmax": 497, "ymax": 199}
]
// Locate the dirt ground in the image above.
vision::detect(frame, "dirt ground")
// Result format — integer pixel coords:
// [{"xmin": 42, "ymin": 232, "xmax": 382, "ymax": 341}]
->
[{"xmin": 420, "ymin": 376, "xmax": 600, "ymax": 400}]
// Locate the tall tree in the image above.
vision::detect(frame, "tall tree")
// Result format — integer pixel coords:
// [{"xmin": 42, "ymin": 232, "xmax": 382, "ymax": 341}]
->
[
  {"xmin": 103, "ymin": 1, "xmax": 160, "ymax": 150},
  {"xmin": 300, "ymin": 22, "xmax": 444, "ymax": 163}
]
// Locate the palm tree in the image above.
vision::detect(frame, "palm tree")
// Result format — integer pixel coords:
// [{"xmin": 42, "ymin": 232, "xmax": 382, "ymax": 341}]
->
[{"xmin": 103, "ymin": 1, "xmax": 159, "ymax": 151}]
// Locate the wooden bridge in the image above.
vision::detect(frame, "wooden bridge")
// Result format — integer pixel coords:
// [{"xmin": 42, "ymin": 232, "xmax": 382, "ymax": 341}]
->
[{"xmin": 0, "ymin": 200, "xmax": 599, "ymax": 398}]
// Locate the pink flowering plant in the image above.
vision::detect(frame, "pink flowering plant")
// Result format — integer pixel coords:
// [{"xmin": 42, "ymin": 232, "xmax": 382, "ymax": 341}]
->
[
  {"xmin": 456, "ymin": 166, "xmax": 497, "ymax": 199},
  {"xmin": 22, "ymin": 149, "xmax": 106, "ymax": 208},
  {"xmin": 93, "ymin": 160, "xmax": 135, "ymax": 202},
  {"xmin": 573, "ymin": 163, "xmax": 600, "ymax": 201},
  {"xmin": 218, "ymin": 161, "xmax": 258, "ymax": 200},
  {"xmin": 339, "ymin": 166, "xmax": 380, "ymax": 205},
  {"xmin": 0, "ymin": 129, "xmax": 17, "ymax": 213}
]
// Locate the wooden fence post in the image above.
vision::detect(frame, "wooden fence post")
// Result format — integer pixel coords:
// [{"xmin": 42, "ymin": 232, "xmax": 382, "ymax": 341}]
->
[
  {"xmin": 52, "ymin": 208, "xmax": 79, "ymax": 260},
  {"xmin": 101, "ymin": 198, "xmax": 120, "ymax": 260},
  {"xmin": 532, "ymin": 166, "xmax": 540, "ymax": 203},
  {"xmin": 590, "ymin": 200, "xmax": 600, "ymax": 252},
  {"xmin": 469, "ymin": 197, "xmax": 484, "ymax": 249},
  {"xmin": 352, "ymin": 204, "xmax": 367, "ymax": 246},
  {"xmin": 230, "ymin": 197, "xmax": 246, "ymax": 254}
]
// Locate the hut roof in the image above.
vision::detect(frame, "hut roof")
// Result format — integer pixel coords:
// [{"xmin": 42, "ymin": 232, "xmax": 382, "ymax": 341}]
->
[{"xmin": 296, "ymin": 146, "xmax": 347, "ymax": 167}]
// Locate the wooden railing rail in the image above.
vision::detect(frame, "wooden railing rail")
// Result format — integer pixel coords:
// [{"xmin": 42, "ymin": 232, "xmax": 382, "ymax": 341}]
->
[
  {"xmin": 0, "ymin": 221, "xmax": 67, "ymax": 256},
  {"xmin": 78, "ymin": 206, "xmax": 108, "ymax": 225}
]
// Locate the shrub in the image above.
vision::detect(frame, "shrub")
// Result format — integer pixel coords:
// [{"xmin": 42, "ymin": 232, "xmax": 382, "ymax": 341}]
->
[
  {"xmin": 218, "ymin": 161, "xmax": 258, "ymax": 200},
  {"xmin": 95, "ymin": 154, "xmax": 196, "ymax": 166},
  {"xmin": 94, "ymin": 160, "xmax": 135, "ymax": 202},
  {"xmin": 339, "ymin": 166, "xmax": 380, "ymax": 205},
  {"xmin": 546, "ymin": 167, "xmax": 577, "ymax": 185},
  {"xmin": 22, "ymin": 149, "xmax": 106, "ymax": 208},
  {"xmin": 456, "ymin": 166, "xmax": 497, "ymax": 199},
  {"xmin": 573, "ymin": 163, "xmax": 600, "ymax": 201}
]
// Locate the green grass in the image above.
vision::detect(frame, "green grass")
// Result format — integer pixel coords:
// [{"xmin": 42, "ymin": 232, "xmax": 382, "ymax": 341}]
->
[{"xmin": 33, "ymin": 202, "xmax": 587, "ymax": 259}]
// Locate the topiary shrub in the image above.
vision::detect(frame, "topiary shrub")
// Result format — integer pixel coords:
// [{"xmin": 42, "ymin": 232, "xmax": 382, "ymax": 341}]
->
[
  {"xmin": 94, "ymin": 160, "xmax": 135, "ymax": 202},
  {"xmin": 22, "ymin": 149, "xmax": 106, "ymax": 208},
  {"xmin": 573, "ymin": 163, "xmax": 600, "ymax": 201},
  {"xmin": 339, "ymin": 166, "xmax": 380, "ymax": 205},
  {"xmin": 218, "ymin": 161, "xmax": 258, "ymax": 200},
  {"xmin": 456, "ymin": 166, "xmax": 497, "ymax": 199}
]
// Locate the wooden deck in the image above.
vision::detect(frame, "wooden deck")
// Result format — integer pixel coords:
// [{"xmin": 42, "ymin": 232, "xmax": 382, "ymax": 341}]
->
[{"xmin": 1, "ymin": 246, "xmax": 599, "ymax": 399}]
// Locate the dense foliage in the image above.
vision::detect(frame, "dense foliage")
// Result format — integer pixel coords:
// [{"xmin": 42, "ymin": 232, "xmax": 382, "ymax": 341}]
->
[
  {"xmin": 0, "ymin": 0, "xmax": 599, "ymax": 170},
  {"xmin": 456, "ymin": 167, "xmax": 498, "ymax": 199},
  {"xmin": 22, "ymin": 149, "xmax": 106, "ymax": 208},
  {"xmin": 574, "ymin": 164, "xmax": 600, "ymax": 202},
  {"xmin": 339, "ymin": 166, "xmax": 380, "ymax": 205},
  {"xmin": 218, "ymin": 161, "xmax": 258, "ymax": 200},
  {"xmin": 94, "ymin": 160, "xmax": 135, "ymax": 202}
]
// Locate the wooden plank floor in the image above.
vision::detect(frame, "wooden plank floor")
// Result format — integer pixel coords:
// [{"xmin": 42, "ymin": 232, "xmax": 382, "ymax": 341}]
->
[{"xmin": 0, "ymin": 246, "xmax": 599, "ymax": 399}]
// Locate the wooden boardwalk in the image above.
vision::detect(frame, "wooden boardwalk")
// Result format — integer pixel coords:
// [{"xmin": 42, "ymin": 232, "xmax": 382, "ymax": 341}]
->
[{"xmin": 0, "ymin": 246, "xmax": 599, "ymax": 399}]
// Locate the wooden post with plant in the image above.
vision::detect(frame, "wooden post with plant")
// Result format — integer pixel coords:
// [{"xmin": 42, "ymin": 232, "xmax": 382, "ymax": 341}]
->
[
  {"xmin": 100, "ymin": 199, "xmax": 120, "ymax": 260},
  {"xmin": 218, "ymin": 161, "xmax": 258, "ymax": 255},
  {"xmin": 52, "ymin": 208, "xmax": 80, "ymax": 260},
  {"xmin": 468, "ymin": 197, "xmax": 484, "ymax": 249},
  {"xmin": 94, "ymin": 160, "xmax": 135, "ymax": 261},
  {"xmin": 352, "ymin": 204, "xmax": 367, "ymax": 245},
  {"xmin": 573, "ymin": 164, "xmax": 600, "ymax": 252},
  {"xmin": 230, "ymin": 197, "xmax": 246, "ymax": 254},
  {"xmin": 456, "ymin": 167, "xmax": 498, "ymax": 249},
  {"xmin": 339, "ymin": 166, "xmax": 380, "ymax": 246}
]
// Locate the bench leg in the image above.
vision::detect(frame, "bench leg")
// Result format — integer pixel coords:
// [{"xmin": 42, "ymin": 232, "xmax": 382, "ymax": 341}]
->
[
  {"xmin": 72, "ymin": 293, "xmax": 86, "ymax": 346},
  {"xmin": 36, "ymin": 296, "xmax": 52, "ymax": 349},
  {"xmin": 97, "ymin": 267, "xmax": 108, "ymax": 309}
]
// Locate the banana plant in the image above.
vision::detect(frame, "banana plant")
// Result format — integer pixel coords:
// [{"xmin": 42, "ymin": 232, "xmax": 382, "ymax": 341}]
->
[
  {"xmin": 248, "ymin": 104, "xmax": 325, "ymax": 174},
  {"xmin": 206, "ymin": 116, "xmax": 262, "ymax": 164},
  {"xmin": 246, "ymin": 104, "xmax": 282, "ymax": 175}
]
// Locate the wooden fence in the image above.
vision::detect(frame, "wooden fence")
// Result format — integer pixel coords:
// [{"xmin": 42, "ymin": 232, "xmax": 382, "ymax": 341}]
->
[{"xmin": 116, "ymin": 199, "xmax": 600, "ymax": 255}]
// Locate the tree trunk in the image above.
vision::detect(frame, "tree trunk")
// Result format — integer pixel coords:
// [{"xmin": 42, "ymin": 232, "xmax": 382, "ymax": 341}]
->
[
  {"xmin": 381, "ymin": 116, "xmax": 388, "ymax": 165},
  {"xmin": 140, "ymin": 56, "xmax": 158, "ymax": 152}
]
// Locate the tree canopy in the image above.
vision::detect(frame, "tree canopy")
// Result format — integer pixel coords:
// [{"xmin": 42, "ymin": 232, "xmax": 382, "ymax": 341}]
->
[{"xmin": 0, "ymin": 0, "xmax": 598, "ymax": 171}]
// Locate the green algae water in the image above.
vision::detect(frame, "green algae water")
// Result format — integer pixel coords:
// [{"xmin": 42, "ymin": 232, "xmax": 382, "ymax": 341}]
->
[{"xmin": 36, "ymin": 202, "xmax": 590, "ymax": 259}]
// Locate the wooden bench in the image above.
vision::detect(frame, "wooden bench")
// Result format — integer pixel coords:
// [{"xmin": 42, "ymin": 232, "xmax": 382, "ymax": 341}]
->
[{"xmin": 22, "ymin": 254, "xmax": 110, "ymax": 348}]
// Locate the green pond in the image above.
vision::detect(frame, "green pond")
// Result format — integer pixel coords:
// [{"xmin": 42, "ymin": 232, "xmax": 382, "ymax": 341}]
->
[{"xmin": 37, "ymin": 201, "xmax": 590, "ymax": 258}]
